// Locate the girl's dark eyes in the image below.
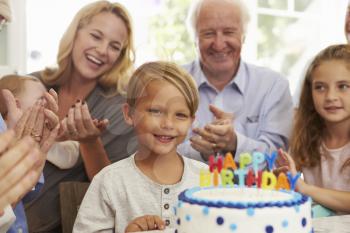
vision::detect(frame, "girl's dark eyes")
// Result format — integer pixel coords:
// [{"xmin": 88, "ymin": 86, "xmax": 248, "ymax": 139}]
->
[
  {"xmin": 313, "ymin": 84, "xmax": 325, "ymax": 91},
  {"xmin": 339, "ymin": 83, "xmax": 350, "ymax": 90}
]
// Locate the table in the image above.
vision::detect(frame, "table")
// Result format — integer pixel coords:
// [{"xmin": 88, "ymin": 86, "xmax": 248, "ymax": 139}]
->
[
  {"xmin": 133, "ymin": 229, "xmax": 174, "ymax": 233},
  {"xmin": 313, "ymin": 215, "xmax": 350, "ymax": 233},
  {"xmin": 133, "ymin": 216, "xmax": 350, "ymax": 233}
]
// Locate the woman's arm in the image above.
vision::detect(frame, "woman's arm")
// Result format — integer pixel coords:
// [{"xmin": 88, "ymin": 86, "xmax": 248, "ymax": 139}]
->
[
  {"xmin": 299, "ymin": 183, "xmax": 350, "ymax": 213},
  {"xmin": 58, "ymin": 101, "xmax": 111, "ymax": 180},
  {"xmin": 80, "ymin": 138, "xmax": 110, "ymax": 180}
]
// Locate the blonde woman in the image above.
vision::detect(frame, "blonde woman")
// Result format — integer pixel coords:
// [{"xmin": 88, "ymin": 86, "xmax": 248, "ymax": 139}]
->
[{"xmin": 25, "ymin": 2, "xmax": 137, "ymax": 232}]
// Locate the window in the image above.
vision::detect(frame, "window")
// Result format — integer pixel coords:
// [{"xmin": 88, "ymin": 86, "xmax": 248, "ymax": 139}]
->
[
  {"xmin": 24, "ymin": 0, "xmax": 348, "ymax": 103},
  {"xmin": 0, "ymin": 0, "xmax": 26, "ymax": 75}
]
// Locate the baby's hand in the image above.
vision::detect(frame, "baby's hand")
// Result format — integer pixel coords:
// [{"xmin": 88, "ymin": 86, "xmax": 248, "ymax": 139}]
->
[{"xmin": 125, "ymin": 215, "xmax": 165, "ymax": 232}]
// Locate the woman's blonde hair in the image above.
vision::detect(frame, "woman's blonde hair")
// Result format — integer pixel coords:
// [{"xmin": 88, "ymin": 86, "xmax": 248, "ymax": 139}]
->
[
  {"xmin": 126, "ymin": 61, "xmax": 199, "ymax": 117},
  {"xmin": 0, "ymin": 74, "xmax": 42, "ymax": 118},
  {"xmin": 290, "ymin": 44, "xmax": 350, "ymax": 171},
  {"xmin": 41, "ymin": 1, "xmax": 135, "ymax": 95}
]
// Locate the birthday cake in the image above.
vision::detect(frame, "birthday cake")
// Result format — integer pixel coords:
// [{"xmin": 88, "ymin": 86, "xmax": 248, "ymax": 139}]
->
[{"xmin": 175, "ymin": 152, "xmax": 313, "ymax": 233}]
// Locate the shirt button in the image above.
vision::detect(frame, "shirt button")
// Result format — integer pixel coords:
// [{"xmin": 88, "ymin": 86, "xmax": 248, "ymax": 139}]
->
[
  {"xmin": 165, "ymin": 219, "xmax": 170, "ymax": 226},
  {"xmin": 164, "ymin": 203, "xmax": 169, "ymax": 209},
  {"xmin": 164, "ymin": 188, "xmax": 170, "ymax": 194}
]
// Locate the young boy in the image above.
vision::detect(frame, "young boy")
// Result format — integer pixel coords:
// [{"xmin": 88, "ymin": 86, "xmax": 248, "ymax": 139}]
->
[{"xmin": 73, "ymin": 61, "xmax": 208, "ymax": 233}]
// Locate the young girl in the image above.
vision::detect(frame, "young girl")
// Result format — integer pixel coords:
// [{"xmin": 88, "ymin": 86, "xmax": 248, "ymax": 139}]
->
[
  {"xmin": 285, "ymin": 44, "xmax": 350, "ymax": 215},
  {"xmin": 0, "ymin": 74, "xmax": 79, "ymax": 169},
  {"xmin": 73, "ymin": 61, "xmax": 207, "ymax": 233}
]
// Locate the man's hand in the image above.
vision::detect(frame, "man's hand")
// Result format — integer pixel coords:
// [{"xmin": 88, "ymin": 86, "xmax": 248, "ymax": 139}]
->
[
  {"xmin": 190, "ymin": 105, "xmax": 236, "ymax": 160},
  {"xmin": 125, "ymin": 215, "xmax": 165, "ymax": 232}
]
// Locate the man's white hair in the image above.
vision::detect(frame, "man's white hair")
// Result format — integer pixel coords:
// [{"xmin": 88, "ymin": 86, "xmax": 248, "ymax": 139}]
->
[{"xmin": 186, "ymin": 0, "xmax": 250, "ymax": 40}]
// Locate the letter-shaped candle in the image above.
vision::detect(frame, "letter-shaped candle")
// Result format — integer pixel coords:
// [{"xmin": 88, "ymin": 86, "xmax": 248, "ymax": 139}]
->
[
  {"xmin": 223, "ymin": 152, "xmax": 237, "ymax": 170},
  {"xmin": 220, "ymin": 169, "xmax": 234, "ymax": 187},
  {"xmin": 287, "ymin": 172, "xmax": 301, "ymax": 191},
  {"xmin": 239, "ymin": 153, "xmax": 252, "ymax": 169},
  {"xmin": 234, "ymin": 169, "xmax": 247, "ymax": 187},
  {"xmin": 275, "ymin": 172, "xmax": 290, "ymax": 190},
  {"xmin": 209, "ymin": 155, "xmax": 223, "ymax": 173},
  {"xmin": 261, "ymin": 171, "xmax": 277, "ymax": 190},
  {"xmin": 265, "ymin": 151, "xmax": 278, "ymax": 171},
  {"xmin": 200, "ymin": 169, "xmax": 211, "ymax": 187},
  {"xmin": 252, "ymin": 151, "xmax": 265, "ymax": 173}
]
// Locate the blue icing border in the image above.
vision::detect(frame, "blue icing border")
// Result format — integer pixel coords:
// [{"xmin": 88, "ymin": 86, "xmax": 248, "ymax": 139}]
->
[{"xmin": 178, "ymin": 186, "xmax": 310, "ymax": 209}]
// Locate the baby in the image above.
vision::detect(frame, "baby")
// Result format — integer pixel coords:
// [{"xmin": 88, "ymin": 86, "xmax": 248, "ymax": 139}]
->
[{"xmin": 0, "ymin": 74, "xmax": 79, "ymax": 169}]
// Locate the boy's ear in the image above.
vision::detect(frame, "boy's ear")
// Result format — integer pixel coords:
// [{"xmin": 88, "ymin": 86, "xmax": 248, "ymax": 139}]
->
[{"xmin": 122, "ymin": 103, "xmax": 134, "ymax": 126}]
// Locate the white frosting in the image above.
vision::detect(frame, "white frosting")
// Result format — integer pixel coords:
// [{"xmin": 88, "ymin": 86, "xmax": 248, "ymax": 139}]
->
[
  {"xmin": 176, "ymin": 187, "xmax": 313, "ymax": 233},
  {"xmin": 192, "ymin": 187, "xmax": 294, "ymax": 202}
]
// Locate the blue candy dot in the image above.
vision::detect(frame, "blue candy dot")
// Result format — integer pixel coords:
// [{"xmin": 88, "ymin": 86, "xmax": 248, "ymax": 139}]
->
[
  {"xmin": 265, "ymin": 225, "xmax": 274, "ymax": 233},
  {"xmin": 216, "ymin": 216, "xmax": 224, "ymax": 225},
  {"xmin": 177, "ymin": 218, "xmax": 181, "ymax": 225},
  {"xmin": 230, "ymin": 223, "xmax": 237, "ymax": 231},
  {"xmin": 202, "ymin": 207, "xmax": 209, "ymax": 216},
  {"xmin": 301, "ymin": 217, "xmax": 307, "ymax": 227},
  {"xmin": 185, "ymin": 215, "xmax": 192, "ymax": 221},
  {"xmin": 247, "ymin": 208, "xmax": 255, "ymax": 216},
  {"xmin": 282, "ymin": 220, "xmax": 288, "ymax": 228},
  {"xmin": 294, "ymin": 205, "xmax": 300, "ymax": 213}
]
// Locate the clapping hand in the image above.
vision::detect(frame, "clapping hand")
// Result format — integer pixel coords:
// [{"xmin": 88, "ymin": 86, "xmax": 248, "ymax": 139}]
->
[
  {"xmin": 0, "ymin": 131, "xmax": 43, "ymax": 215},
  {"xmin": 125, "ymin": 215, "xmax": 165, "ymax": 232},
  {"xmin": 57, "ymin": 100, "xmax": 108, "ymax": 143},
  {"xmin": 3, "ymin": 88, "xmax": 59, "ymax": 154},
  {"xmin": 190, "ymin": 105, "xmax": 236, "ymax": 160}
]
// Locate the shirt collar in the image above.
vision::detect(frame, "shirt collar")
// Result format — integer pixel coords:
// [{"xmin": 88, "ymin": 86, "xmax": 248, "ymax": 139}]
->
[
  {"xmin": 232, "ymin": 60, "xmax": 246, "ymax": 95},
  {"xmin": 194, "ymin": 59, "xmax": 246, "ymax": 94}
]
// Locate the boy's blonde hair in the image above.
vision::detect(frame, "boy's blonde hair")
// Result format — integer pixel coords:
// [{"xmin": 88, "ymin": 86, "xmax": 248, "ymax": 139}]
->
[
  {"xmin": 290, "ymin": 44, "xmax": 350, "ymax": 171},
  {"xmin": 0, "ymin": 74, "xmax": 42, "ymax": 118},
  {"xmin": 126, "ymin": 61, "xmax": 199, "ymax": 117},
  {"xmin": 41, "ymin": 1, "xmax": 135, "ymax": 95}
]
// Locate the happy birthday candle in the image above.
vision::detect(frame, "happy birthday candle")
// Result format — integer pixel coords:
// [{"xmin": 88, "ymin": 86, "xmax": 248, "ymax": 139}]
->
[
  {"xmin": 275, "ymin": 172, "xmax": 290, "ymax": 190},
  {"xmin": 220, "ymin": 169, "xmax": 234, "ymax": 186},
  {"xmin": 261, "ymin": 171, "xmax": 277, "ymax": 190}
]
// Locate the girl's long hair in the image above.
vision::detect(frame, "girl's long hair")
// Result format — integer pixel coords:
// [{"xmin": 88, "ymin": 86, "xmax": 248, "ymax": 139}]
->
[
  {"xmin": 41, "ymin": 1, "xmax": 135, "ymax": 95},
  {"xmin": 290, "ymin": 44, "xmax": 350, "ymax": 171}
]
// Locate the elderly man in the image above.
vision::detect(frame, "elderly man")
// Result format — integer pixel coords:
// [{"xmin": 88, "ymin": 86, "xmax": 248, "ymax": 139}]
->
[{"xmin": 178, "ymin": 0, "xmax": 293, "ymax": 162}]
